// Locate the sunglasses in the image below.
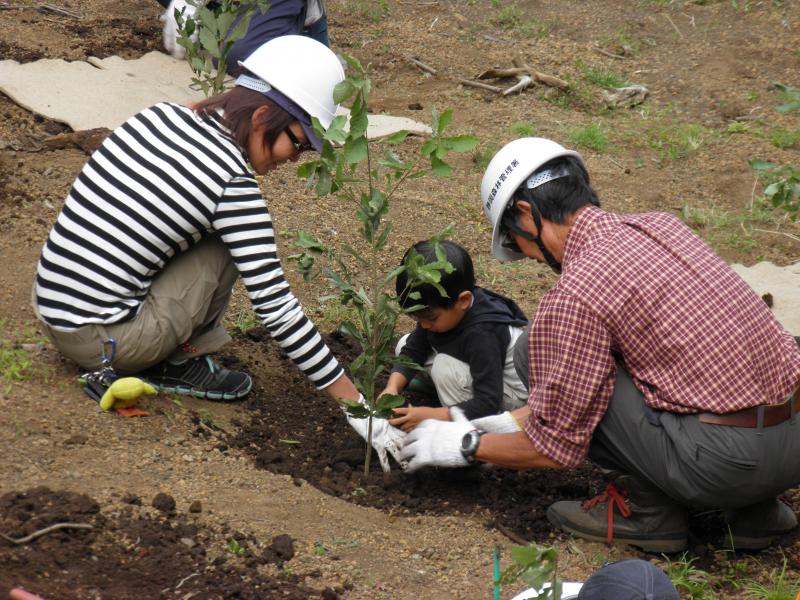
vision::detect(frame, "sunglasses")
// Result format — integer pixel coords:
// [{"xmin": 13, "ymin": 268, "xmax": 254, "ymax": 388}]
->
[{"xmin": 284, "ymin": 126, "xmax": 314, "ymax": 153}]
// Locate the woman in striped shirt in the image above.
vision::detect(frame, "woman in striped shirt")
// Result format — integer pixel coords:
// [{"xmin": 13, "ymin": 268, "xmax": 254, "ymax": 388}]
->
[{"xmin": 32, "ymin": 36, "xmax": 405, "ymax": 469}]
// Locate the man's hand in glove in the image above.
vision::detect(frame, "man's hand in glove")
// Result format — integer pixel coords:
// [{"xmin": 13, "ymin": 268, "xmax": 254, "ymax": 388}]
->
[
  {"xmin": 344, "ymin": 398, "xmax": 407, "ymax": 472},
  {"xmin": 466, "ymin": 408, "xmax": 523, "ymax": 434},
  {"xmin": 161, "ymin": 0, "xmax": 202, "ymax": 59},
  {"xmin": 399, "ymin": 412, "xmax": 476, "ymax": 473}
]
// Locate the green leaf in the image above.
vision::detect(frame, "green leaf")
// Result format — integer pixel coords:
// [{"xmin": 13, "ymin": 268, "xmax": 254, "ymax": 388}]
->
[
  {"xmin": 443, "ymin": 134, "xmax": 479, "ymax": 153},
  {"xmin": 374, "ymin": 394, "xmax": 405, "ymax": 419},
  {"xmin": 341, "ymin": 398, "xmax": 370, "ymax": 418},
  {"xmin": 344, "ymin": 137, "xmax": 369, "ymax": 164},
  {"xmin": 295, "ymin": 231, "xmax": 326, "ymax": 252},
  {"xmin": 437, "ymin": 109, "xmax": 454, "ymax": 135},
  {"xmin": 384, "ymin": 130, "xmax": 410, "ymax": 144},
  {"xmin": 198, "ymin": 27, "xmax": 220, "ymax": 58},
  {"xmin": 334, "ymin": 80, "xmax": 357, "ymax": 104},
  {"xmin": 278, "ymin": 438, "xmax": 301, "ymax": 445},
  {"xmin": 420, "ymin": 139, "xmax": 437, "ymax": 158},
  {"xmin": 749, "ymin": 159, "xmax": 775, "ymax": 171},
  {"xmin": 430, "ymin": 155, "xmax": 453, "ymax": 177}
]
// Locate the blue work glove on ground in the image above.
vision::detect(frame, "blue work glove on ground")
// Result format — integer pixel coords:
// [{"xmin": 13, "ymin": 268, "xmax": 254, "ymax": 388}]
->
[{"xmin": 399, "ymin": 411, "xmax": 475, "ymax": 473}]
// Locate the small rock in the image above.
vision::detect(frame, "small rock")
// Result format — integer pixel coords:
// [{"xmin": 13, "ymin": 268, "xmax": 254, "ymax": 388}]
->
[
  {"xmin": 188, "ymin": 500, "xmax": 202, "ymax": 513},
  {"xmin": 180, "ymin": 537, "xmax": 196, "ymax": 548},
  {"xmin": 152, "ymin": 492, "xmax": 176, "ymax": 514}
]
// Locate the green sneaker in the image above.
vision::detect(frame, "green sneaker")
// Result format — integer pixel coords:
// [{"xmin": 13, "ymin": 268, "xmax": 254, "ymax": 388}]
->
[{"xmin": 143, "ymin": 355, "xmax": 252, "ymax": 401}]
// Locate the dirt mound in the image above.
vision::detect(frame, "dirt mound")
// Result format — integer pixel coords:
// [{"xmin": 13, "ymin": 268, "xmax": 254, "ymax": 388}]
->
[{"xmin": 0, "ymin": 487, "xmax": 342, "ymax": 600}]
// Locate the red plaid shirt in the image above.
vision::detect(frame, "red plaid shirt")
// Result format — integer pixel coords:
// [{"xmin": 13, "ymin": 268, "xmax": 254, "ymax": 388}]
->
[{"xmin": 523, "ymin": 206, "xmax": 800, "ymax": 467}]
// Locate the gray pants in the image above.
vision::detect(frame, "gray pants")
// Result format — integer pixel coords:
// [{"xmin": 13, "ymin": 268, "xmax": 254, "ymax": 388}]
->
[
  {"xmin": 34, "ymin": 235, "xmax": 238, "ymax": 373},
  {"xmin": 514, "ymin": 330, "xmax": 800, "ymax": 510},
  {"xmin": 397, "ymin": 326, "xmax": 528, "ymax": 411}
]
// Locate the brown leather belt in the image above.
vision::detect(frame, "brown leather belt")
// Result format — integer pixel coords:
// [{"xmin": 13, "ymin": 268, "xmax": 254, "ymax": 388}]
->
[{"xmin": 698, "ymin": 386, "xmax": 800, "ymax": 428}]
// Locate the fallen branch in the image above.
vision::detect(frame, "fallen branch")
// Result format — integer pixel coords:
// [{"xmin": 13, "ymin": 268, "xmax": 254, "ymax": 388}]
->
[
  {"xmin": 406, "ymin": 56, "xmax": 437, "ymax": 75},
  {"xmin": 664, "ymin": 13, "xmax": 683, "ymax": 38},
  {"xmin": 459, "ymin": 78, "xmax": 503, "ymax": 93},
  {"xmin": 494, "ymin": 522, "xmax": 529, "ymax": 546},
  {"xmin": 752, "ymin": 228, "xmax": 800, "ymax": 243},
  {"xmin": 593, "ymin": 45, "xmax": 625, "ymax": 60},
  {"xmin": 503, "ymin": 74, "xmax": 532, "ymax": 96},
  {"xmin": 0, "ymin": 3, "xmax": 80, "ymax": 17},
  {"xmin": 1, "ymin": 522, "xmax": 93, "ymax": 545}
]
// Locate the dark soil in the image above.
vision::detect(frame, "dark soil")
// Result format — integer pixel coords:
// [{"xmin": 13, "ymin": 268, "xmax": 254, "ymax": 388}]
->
[
  {"xmin": 0, "ymin": 487, "xmax": 343, "ymax": 600},
  {"xmin": 227, "ymin": 330, "xmax": 800, "ymax": 565}
]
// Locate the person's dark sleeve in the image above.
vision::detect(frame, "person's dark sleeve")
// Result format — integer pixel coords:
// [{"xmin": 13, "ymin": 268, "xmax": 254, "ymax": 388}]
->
[
  {"xmin": 454, "ymin": 324, "xmax": 510, "ymax": 419},
  {"xmin": 392, "ymin": 325, "xmax": 431, "ymax": 381},
  {"xmin": 225, "ymin": 0, "xmax": 306, "ymax": 70}
]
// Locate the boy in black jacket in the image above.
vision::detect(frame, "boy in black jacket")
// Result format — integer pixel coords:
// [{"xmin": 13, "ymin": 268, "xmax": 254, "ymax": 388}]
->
[{"xmin": 386, "ymin": 240, "xmax": 529, "ymax": 431}]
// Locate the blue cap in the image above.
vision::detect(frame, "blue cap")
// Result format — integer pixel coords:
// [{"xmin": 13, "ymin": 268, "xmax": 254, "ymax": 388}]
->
[{"xmin": 577, "ymin": 560, "xmax": 679, "ymax": 600}]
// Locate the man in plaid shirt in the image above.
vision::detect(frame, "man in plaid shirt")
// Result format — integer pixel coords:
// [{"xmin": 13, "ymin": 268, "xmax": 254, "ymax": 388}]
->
[{"xmin": 399, "ymin": 138, "xmax": 800, "ymax": 553}]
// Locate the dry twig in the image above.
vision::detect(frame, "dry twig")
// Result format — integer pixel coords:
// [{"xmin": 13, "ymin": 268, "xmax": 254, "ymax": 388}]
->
[
  {"xmin": 1, "ymin": 522, "xmax": 93, "ymax": 545},
  {"xmin": 406, "ymin": 56, "xmax": 437, "ymax": 75},
  {"xmin": 0, "ymin": 3, "xmax": 80, "ymax": 17},
  {"xmin": 593, "ymin": 45, "xmax": 625, "ymax": 60},
  {"xmin": 494, "ymin": 522, "xmax": 529, "ymax": 545},
  {"xmin": 664, "ymin": 13, "xmax": 683, "ymax": 38},
  {"xmin": 459, "ymin": 78, "xmax": 503, "ymax": 93}
]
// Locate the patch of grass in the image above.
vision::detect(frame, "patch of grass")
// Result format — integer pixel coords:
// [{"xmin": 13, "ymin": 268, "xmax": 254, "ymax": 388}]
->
[
  {"xmin": 742, "ymin": 557, "xmax": 799, "ymax": 600},
  {"xmin": 0, "ymin": 343, "xmax": 32, "ymax": 388},
  {"xmin": 509, "ymin": 121, "xmax": 537, "ymax": 136},
  {"xmin": 342, "ymin": 0, "xmax": 388, "ymax": 22},
  {"xmin": 577, "ymin": 59, "xmax": 629, "ymax": 89},
  {"xmin": 662, "ymin": 552, "xmax": 716, "ymax": 600},
  {"xmin": 648, "ymin": 123, "xmax": 710, "ymax": 161},
  {"xmin": 489, "ymin": 0, "xmax": 551, "ymax": 36},
  {"xmin": 312, "ymin": 298, "xmax": 359, "ymax": 332},
  {"xmin": 767, "ymin": 127, "xmax": 800, "ymax": 149},
  {"xmin": 472, "ymin": 142, "xmax": 498, "ymax": 171},
  {"xmin": 567, "ymin": 122, "xmax": 610, "ymax": 152},
  {"xmin": 724, "ymin": 121, "xmax": 752, "ymax": 135},
  {"xmin": 226, "ymin": 539, "xmax": 247, "ymax": 556},
  {"xmin": 233, "ymin": 308, "xmax": 260, "ymax": 333}
]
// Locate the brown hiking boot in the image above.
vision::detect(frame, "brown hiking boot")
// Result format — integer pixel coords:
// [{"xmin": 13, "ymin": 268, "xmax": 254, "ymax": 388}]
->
[
  {"xmin": 723, "ymin": 497, "xmax": 798, "ymax": 550},
  {"xmin": 546, "ymin": 477, "xmax": 689, "ymax": 553}
]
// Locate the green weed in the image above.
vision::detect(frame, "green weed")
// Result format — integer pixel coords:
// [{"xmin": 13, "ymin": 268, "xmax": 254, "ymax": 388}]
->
[
  {"xmin": 663, "ymin": 552, "xmax": 715, "ymax": 600},
  {"xmin": 313, "ymin": 542, "xmax": 327, "ymax": 556},
  {"xmin": 342, "ymin": 0, "xmax": 388, "ymax": 21},
  {"xmin": 767, "ymin": 127, "xmax": 800, "ymax": 150},
  {"xmin": 567, "ymin": 123, "xmax": 610, "ymax": 152},
  {"xmin": 234, "ymin": 308, "xmax": 260, "ymax": 333},
  {"xmin": 742, "ymin": 557, "xmax": 798, "ymax": 600},
  {"xmin": 578, "ymin": 60, "xmax": 629, "ymax": 89},
  {"xmin": 472, "ymin": 142, "xmax": 499, "ymax": 171},
  {"xmin": 510, "ymin": 122, "xmax": 537, "ymax": 136},
  {"xmin": 648, "ymin": 123, "xmax": 709, "ymax": 160},
  {"xmin": 725, "ymin": 121, "xmax": 751, "ymax": 135},
  {"xmin": 226, "ymin": 539, "xmax": 247, "ymax": 556}
]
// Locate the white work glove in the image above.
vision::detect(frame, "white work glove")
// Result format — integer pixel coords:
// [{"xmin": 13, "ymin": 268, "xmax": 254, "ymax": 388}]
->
[
  {"xmin": 470, "ymin": 410, "xmax": 522, "ymax": 434},
  {"xmin": 399, "ymin": 410, "xmax": 475, "ymax": 473},
  {"xmin": 161, "ymin": 0, "xmax": 200, "ymax": 59},
  {"xmin": 344, "ymin": 396, "xmax": 407, "ymax": 472}
]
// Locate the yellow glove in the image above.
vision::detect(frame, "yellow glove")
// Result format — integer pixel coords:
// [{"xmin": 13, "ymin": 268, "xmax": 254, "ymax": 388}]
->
[{"xmin": 99, "ymin": 377, "xmax": 157, "ymax": 411}]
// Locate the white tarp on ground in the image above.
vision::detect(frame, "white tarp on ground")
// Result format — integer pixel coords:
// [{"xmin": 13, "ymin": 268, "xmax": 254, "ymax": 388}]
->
[
  {"xmin": 731, "ymin": 260, "xmax": 800, "ymax": 336},
  {"xmin": 0, "ymin": 51, "xmax": 431, "ymax": 137}
]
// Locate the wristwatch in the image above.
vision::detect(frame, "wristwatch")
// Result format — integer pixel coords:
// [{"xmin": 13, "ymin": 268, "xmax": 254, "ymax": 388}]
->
[{"xmin": 460, "ymin": 429, "xmax": 483, "ymax": 464}]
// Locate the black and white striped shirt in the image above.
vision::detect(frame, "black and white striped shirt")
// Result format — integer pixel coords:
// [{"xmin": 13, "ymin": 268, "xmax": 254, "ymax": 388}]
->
[{"xmin": 34, "ymin": 102, "xmax": 343, "ymax": 388}]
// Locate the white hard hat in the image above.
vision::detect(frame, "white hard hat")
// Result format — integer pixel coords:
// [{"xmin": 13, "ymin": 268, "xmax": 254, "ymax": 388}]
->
[
  {"xmin": 239, "ymin": 35, "xmax": 344, "ymax": 130},
  {"xmin": 480, "ymin": 137, "xmax": 583, "ymax": 262}
]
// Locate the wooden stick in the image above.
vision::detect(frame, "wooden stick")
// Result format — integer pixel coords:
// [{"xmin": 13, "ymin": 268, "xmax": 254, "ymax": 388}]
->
[
  {"xmin": 503, "ymin": 74, "xmax": 532, "ymax": 96},
  {"xmin": 459, "ymin": 78, "xmax": 503, "ymax": 93},
  {"xmin": 478, "ymin": 67, "xmax": 529, "ymax": 79},
  {"xmin": 533, "ymin": 71, "xmax": 569, "ymax": 90},
  {"xmin": 406, "ymin": 56, "xmax": 437, "ymax": 75},
  {"xmin": 593, "ymin": 45, "xmax": 625, "ymax": 60},
  {"xmin": 494, "ymin": 522, "xmax": 529, "ymax": 545},
  {"xmin": 664, "ymin": 13, "xmax": 683, "ymax": 38},
  {"xmin": 0, "ymin": 3, "xmax": 80, "ymax": 17},
  {"xmin": 0, "ymin": 522, "xmax": 93, "ymax": 545}
]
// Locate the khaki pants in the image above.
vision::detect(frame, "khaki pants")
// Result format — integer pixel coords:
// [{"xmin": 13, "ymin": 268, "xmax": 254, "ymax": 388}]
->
[
  {"xmin": 34, "ymin": 235, "xmax": 238, "ymax": 373},
  {"xmin": 397, "ymin": 325, "xmax": 528, "ymax": 411}
]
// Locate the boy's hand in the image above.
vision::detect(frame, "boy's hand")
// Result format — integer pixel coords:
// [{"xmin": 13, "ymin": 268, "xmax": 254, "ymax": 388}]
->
[{"xmin": 390, "ymin": 406, "xmax": 449, "ymax": 432}]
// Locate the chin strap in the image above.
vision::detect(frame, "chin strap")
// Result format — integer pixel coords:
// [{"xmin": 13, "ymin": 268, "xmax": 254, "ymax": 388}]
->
[{"xmin": 506, "ymin": 202, "xmax": 562, "ymax": 274}]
